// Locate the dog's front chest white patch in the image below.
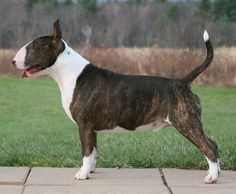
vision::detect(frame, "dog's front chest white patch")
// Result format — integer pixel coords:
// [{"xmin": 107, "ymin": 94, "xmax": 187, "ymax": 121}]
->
[
  {"xmin": 60, "ymin": 81, "xmax": 77, "ymax": 122},
  {"xmin": 46, "ymin": 41, "xmax": 89, "ymax": 123}
]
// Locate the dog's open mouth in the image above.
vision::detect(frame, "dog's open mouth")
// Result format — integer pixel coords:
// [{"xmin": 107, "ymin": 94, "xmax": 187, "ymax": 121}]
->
[{"xmin": 21, "ymin": 65, "xmax": 42, "ymax": 78}]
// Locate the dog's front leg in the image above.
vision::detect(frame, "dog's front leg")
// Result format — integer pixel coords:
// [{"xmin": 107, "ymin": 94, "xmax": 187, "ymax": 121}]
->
[{"xmin": 75, "ymin": 127, "xmax": 97, "ymax": 180}]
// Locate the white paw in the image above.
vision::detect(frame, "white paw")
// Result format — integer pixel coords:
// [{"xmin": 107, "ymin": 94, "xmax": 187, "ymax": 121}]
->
[
  {"xmin": 75, "ymin": 147, "xmax": 97, "ymax": 179},
  {"xmin": 205, "ymin": 157, "xmax": 220, "ymax": 184},
  {"xmin": 204, "ymin": 172, "xmax": 218, "ymax": 184},
  {"xmin": 74, "ymin": 170, "xmax": 89, "ymax": 180}
]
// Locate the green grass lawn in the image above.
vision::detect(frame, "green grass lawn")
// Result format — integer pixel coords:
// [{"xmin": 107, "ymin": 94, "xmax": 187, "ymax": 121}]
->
[{"xmin": 0, "ymin": 76, "xmax": 236, "ymax": 170}]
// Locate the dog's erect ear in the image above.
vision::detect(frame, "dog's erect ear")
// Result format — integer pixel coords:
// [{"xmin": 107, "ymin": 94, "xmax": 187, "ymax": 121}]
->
[
  {"xmin": 52, "ymin": 19, "xmax": 62, "ymax": 40},
  {"xmin": 51, "ymin": 19, "xmax": 65, "ymax": 55}
]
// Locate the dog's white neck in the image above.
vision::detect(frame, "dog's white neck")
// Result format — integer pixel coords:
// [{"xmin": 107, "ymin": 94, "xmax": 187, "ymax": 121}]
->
[
  {"xmin": 46, "ymin": 41, "xmax": 89, "ymax": 122},
  {"xmin": 46, "ymin": 41, "xmax": 89, "ymax": 90}
]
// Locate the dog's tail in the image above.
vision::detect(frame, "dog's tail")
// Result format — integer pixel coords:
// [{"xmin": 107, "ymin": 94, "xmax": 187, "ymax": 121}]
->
[{"xmin": 182, "ymin": 30, "xmax": 213, "ymax": 84}]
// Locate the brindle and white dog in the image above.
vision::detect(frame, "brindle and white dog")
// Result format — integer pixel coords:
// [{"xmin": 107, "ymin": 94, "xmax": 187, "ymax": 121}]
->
[{"xmin": 12, "ymin": 20, "xmax": 220, "ymax": 183}]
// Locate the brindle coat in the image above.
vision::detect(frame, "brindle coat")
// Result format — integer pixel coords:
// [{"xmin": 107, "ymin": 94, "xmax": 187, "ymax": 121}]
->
[
  {"xmin": 12, "ymin": 20, "xmax": 218, "ymax": 181},
  {"xmin": 70, "ymin": 59, "xmax": 218, "ymax": 162}
]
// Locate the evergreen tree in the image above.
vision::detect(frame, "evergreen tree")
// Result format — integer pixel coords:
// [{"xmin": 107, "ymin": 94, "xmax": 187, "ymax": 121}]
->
[
  {"xmin": 214, "ymin": 0, "xmax": 236, "ymax": 21},
  {"xmin": 64, "ymin": 0, "xmax": 72, "ymax": 6},
  {"xmin": 127, "ymin": 0, "xmax": 143, "ymax": 4},
  {"xmin": 198, "ymin": 0, "xmax": 211, "ymax": 14},
  {"xmin": 152, "ymin": 0, "xmax": 166, "ymax": 3},
  {"xmin": 168, "ymin": 4, "xmax": 179, "ymax": 20},
  {"xmin": 80, "ymin": 0, "xmax": 98, "ymax": 15}
]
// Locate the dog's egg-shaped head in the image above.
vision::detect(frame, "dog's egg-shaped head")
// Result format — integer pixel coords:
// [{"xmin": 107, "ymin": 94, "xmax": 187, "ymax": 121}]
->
[{"xmin": 12, "ymin": 20, "xmax": 65, "ymax": 78}]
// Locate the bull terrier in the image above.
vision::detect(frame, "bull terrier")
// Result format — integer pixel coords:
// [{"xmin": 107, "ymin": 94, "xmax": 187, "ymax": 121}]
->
[{"xmin": 12, "ymin": 20, "xmax": 220, "ymax": 183}]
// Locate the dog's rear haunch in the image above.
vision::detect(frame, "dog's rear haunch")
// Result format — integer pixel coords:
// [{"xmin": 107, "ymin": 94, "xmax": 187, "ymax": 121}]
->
[{"xmin": 12, "ymin": 20, "xmax": 220, "ymax": 183}]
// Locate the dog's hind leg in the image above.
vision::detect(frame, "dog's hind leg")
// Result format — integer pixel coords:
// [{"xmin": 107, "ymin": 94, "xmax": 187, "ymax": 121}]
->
[
  {"xmin": 171, "ymin": 114, "xmax": 220, "ymax": 184},
  {"xmin": 75, "ymin": 126, "xmax": 97, "ymax": 180},
  {"xmin": 204, "ymin": 136, "xmax": 221, "ymax": 182}
]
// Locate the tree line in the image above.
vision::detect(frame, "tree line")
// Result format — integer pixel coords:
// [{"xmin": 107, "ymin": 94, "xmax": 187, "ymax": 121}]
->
[{"xmin": 0, "ymin": 0, "xmax": 236, "ymax": 48}]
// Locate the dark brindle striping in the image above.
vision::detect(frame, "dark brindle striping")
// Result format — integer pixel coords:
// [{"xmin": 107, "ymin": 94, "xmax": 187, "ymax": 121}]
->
[
  {"xmin": 13, "ymin": 20, "xmax": 219, "ymax": 182},
  {"xmin": 70, "ymin": 63, "xmax": 218, "ymax": 162}
]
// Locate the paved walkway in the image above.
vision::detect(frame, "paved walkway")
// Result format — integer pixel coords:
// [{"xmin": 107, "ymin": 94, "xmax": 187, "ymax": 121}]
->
[{"xmin": 0, "ymin": 167, "xmax": 235, "ymax": 194}]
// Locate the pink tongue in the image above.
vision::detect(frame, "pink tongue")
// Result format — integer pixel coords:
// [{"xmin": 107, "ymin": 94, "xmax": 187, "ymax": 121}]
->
[{"xmin": 21, "ymin": 70, "xmax": 31, "ymax": 78}]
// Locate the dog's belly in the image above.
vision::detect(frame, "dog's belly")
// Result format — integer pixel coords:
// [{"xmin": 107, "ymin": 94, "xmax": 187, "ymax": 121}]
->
[{"xmin": 98, "ymin": 118, "xmax": 171, "ymax": 133}]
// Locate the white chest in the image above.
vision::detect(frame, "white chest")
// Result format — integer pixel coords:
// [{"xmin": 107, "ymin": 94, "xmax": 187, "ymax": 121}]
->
[
  {"xmin": 60, "ymin": 80, "xmax": 77, "ymax": 123},
  {"xmin": 46, "ymin": 42, "xmax": 89, "ymax": 124}
]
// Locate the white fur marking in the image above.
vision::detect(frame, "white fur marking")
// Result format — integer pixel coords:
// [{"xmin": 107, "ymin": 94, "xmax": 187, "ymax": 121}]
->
[
  {"xmin": 45, "ymin": 41, "xmax": 89, "ymax": 123},
  {"xmin": 13, "ymin": 41, "xmax": 31, "ymax": 69},
  {"xmin": 204, "ymin": 156, "xmax": 219, "ymax": 184},
  {"xmin": 203, "ymin": 30, "xmax": 209, "ymax": 42},
  {"xmin": 164, "ymin": 115, "xmax": 172, "ymax": 125},
  {"xmin": 75, "ymin": 147, "xmax": 97, "ymax": 180}
]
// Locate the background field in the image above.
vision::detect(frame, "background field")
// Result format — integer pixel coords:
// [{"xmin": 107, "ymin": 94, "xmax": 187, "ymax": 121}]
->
[
  {"xmin": 1, "ymin": 46, "xmax": 236, "ymax": 87},
  {"xmin": 0, "ymin": 77, "xmax": 235, "ymax": 170}
]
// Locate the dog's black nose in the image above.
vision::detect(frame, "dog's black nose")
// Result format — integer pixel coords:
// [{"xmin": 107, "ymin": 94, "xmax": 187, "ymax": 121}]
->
[{"xmin": 12, "ymin": 60, "xmax": 16, "ymax": 66}]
